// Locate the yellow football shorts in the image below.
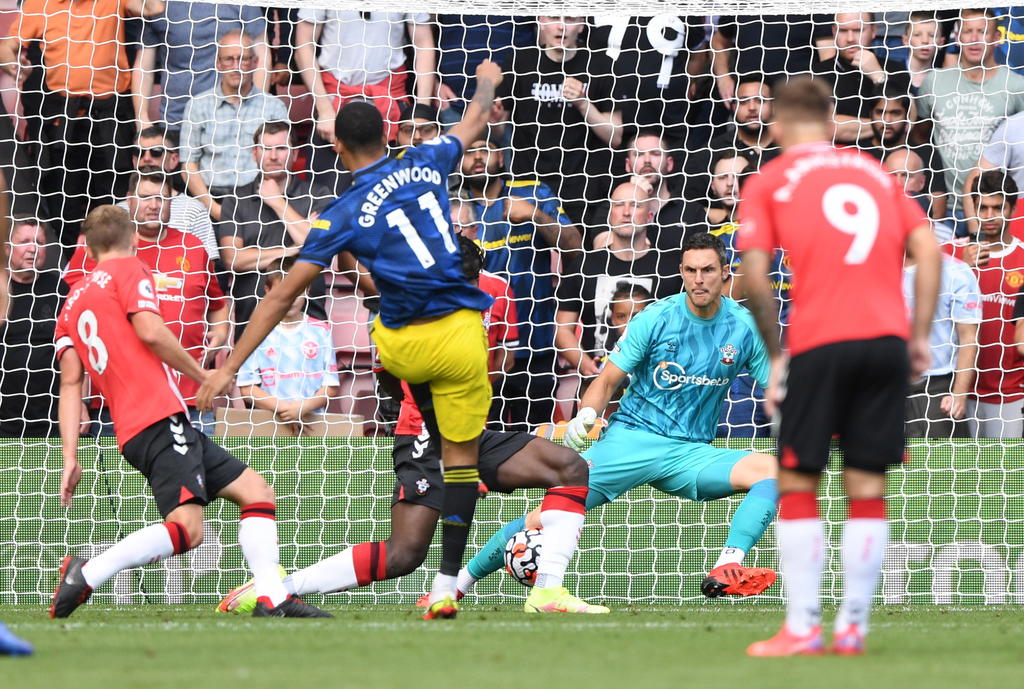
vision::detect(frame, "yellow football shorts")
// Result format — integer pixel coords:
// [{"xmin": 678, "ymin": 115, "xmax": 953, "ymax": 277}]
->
[{"xmin": 371, "ymin": 308, "xmax": 490, "ymax": 443}]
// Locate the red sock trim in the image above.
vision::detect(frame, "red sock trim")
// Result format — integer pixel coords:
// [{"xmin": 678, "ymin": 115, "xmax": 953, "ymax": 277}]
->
[
  {"xmin": 541, "ymin": 486, "xmax": 588, "ymax": 515},
  {"xmin": 352, "ymin": 542, "xmax": 387, "ymax": 587},
  {"xmin": 240, "ymin": 502, "xmax": 276, "ymax": 520},
  {"xmin": 849, "ymin": 498, "xmax": 886, "ymax": 519},
  {"xmin": 163, "ymin": 521, "xmax": 191, "ymax": 555},
  {"xmin": 778, "ymin": 492, "xmax": 819, "ymax": 521}
]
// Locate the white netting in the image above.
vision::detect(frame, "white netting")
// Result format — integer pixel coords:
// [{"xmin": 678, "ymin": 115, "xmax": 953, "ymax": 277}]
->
[{"xmin": 0, "ymin": 2, "xmax": 1022, "ymax": 606}]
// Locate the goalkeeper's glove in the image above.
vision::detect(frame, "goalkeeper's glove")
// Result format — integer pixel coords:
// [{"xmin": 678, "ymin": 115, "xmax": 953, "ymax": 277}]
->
[{"xmin": 564, "ymin": 407, "xmax": 597, "ymax": 452}]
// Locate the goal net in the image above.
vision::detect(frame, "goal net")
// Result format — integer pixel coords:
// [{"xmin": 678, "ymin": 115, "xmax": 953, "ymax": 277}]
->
[{"xmin": 0, "ymin": 0, "xmax": 1021, "ymax": 606}]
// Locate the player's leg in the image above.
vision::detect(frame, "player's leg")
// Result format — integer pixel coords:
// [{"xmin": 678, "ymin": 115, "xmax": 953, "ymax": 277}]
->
[
  {"xmin": 748, "ymin": 347, "xmax": 837, "ymax": 657},
  {"xmin": 830, "ymin": 337, "xmax": 909, "ymax": 654},
  {"xmin": 0, "ymin": 620, "xmax": 33, "ymax": 656},
  {"xmin": 458, "ymin": 425, "xmax": 651, "ymax": 595},
  {"xmin": 691, "ymin": 451, "xmax": 779, "ymax": 597},
  {"xmin": 471, "ymin": 434, "xmax": 605, "ymax": 613},
  {"xmin": 375, "ymin": 309, "xmax": 490, "ymax": 618},
  {"xmin": 214, "ymin": 460, "xmax": 328, "ymax": 618},
  {"xmin": 218, "ymin": 434, "xmax": 444, "ymax": 614},
  {"xmin": 52, "ymin": 416, "xmax": 211, "ymax": 618}
]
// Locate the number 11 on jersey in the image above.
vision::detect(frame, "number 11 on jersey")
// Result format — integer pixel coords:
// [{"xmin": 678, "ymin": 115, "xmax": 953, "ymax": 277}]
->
[{"xmin": 386, "ymin": 192, "xmax": 458, "ymax": 270}]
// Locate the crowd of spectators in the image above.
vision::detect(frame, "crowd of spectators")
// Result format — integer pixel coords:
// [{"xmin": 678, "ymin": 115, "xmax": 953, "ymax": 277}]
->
[{"xmin": 1, "ymin": 6, "xmax": 1024, "ymax": 439}]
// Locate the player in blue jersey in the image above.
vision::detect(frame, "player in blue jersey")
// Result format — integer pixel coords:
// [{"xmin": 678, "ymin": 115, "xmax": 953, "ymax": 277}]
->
[
  {"xmin": 198, "ymin": 60, "xmax": 506, "ymax": 620},
  {"xmin": 457, "ymin": 233, "xmax": 780, "ymax": 601}
]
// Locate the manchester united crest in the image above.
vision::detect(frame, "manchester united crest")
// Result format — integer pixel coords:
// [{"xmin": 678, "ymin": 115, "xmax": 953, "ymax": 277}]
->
[{"xmin": 720, "ymin": 344, "xmax": 738, "ymax": 365}]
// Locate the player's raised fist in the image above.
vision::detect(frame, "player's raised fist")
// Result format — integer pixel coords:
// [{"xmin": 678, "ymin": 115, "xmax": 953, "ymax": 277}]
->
[{"xmin": 475, "ymin": 59, "xmax": 503, "ymax": 87}]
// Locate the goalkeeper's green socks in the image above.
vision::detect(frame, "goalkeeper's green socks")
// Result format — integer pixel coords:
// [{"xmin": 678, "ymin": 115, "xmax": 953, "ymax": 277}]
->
[
  {"xmin": 462, "ymin": 516, "xmax": 527, "ymax": 589},
  {"xmin": 718, "ymin": 478, "xmax": 777, "ymax": 566}
]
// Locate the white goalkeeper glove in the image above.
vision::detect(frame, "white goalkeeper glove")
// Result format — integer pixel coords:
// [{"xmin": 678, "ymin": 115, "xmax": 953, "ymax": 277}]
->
[{"xmin": 564, "ymin": 407, "xmax": 598, "ymax": 452}]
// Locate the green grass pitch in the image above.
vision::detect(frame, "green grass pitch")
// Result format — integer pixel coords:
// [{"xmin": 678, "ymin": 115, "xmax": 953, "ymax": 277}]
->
[{"xmin": 3, "ymin": 604, "xmax": 1021, "ymax": 689}]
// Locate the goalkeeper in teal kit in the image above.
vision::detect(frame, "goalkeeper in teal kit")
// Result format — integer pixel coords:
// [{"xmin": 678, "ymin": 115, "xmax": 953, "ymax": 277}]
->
[{"xmin": 457, "ymin": 233, "xmax": 780, "ymax": 601}]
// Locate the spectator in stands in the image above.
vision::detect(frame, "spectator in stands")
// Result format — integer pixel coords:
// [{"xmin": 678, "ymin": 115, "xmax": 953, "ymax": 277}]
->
[
  {"xmin": 217, "ymin": 121, "xmax": 331, "ymax": 341},
  {"xmin": 989, "ymin": 7, "xmax": 1024, "ymax": 76},
  {"xmin": 435, "ymin": 15, "xmax": 534, "ymax": 121},
  {"xmin": 451, "ymin": 203, "xmax": 519, "ymax": 387},
  {"xmin": 948, "ymin": 170, "xmax": 1024, "ymax": 437},
  {"xmin": 902, "ymin": 11, "xmax": 945, "ymax": 92},
  {"xmin": 883, "ymin": 149, "xmax": 945, "ymax": 233},
  {"xmin": 622, "ymin": 130, "xmax": 703, "ymax": 243},
  {"xmin": 66, "ymin": 173, "xmax": 227, "ymax": 432},
  {"xmin": 133, "ymin": 125, "xmax": 186, "ymax": 192},
  {"xmin": 588, "ymin": 15, "xmax": 710, "ymax": 145},
  {"xmin": 556, "ymin": 181, "xmax": 682, "ymax": 380},
  {"xmin": 498, "ymin": 16, "xmax": 623, "ymax": 224},
  {"xmin": 0, "ymin": 0, "xmax": 164, "ymax": 257},
  {"xmin": 237, "ymin": 258, "xmax": 339, "ymax": 434},
  {"xmin": 813, "ymin": 12, "xmax": 910, "ymax": 143},
  {"xmin": 295, "ymin": 9, "xmax": 435, "ymax": 146},
  {"xmin": 0, "ymin": 220, "xmax": 64, "ymax": 438},
  {"xmin": 977, "ymin": 111, "xmax": 1024, "ymax": 192},
  {"xmin": 918, "ymin": 9, "xmax": 1024, "ymax": 217},
  {"xmin": 864, "ymin": 87, "xmax": 947, "ymax": 222},
  {"xmin": 131, "ymin": 172, "xmax": 228, "ymax": 432},
  {"xmin": 458, "ymin": 135, "xmax": 583, "ymax": 431},
  {"xmin": 135, "ymin": 2, "xmax": 272, "ymax": 129},
  {"xmin": 117, "ymin": 126, "xmax": 219, "ymax": 261},
  {"xmin": 393, "ymin": 103, "xmax": 440, "ymax": 151},
  {"xmin": 704, "ymin": 153, "xmax": 751, "ymax": 228},
  {"xmin": 683, "ymin": 74, "xmax": 779, "ymax": 206},
  {"xmin": 903, "ymin": 245, "xmax": 980, "ymax": 439},
  {"xmin": 711, "ymin": 14, "xmax": 829, "ymax": 102},
  {"xmin": 180, "ymin": 29, "xmax": 288, "ymax": 222}
]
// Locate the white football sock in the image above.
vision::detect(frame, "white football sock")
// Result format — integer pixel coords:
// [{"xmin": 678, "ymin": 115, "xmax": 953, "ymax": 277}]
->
[
  {"xmin": 238, "ymin": 516, "xmax": 288, "ymax": 607},
  {"xmin": 535, "ymin": 508, "xmax": 585, "ymax": 590},
  {"xmin": 430, "ymin": 573, "xmax": 458, "ymax": 601},
  {"xmin": 834, "ymin": 518, "xmax": 888, "ymax": 634},
  {"xmin": 713, "ymin": 547, "xmax": 746, "ymax": 568},
  {"xmin": 777, "ymin": 518, "xmax": 824, "ymax": 636},
  {"xmin": 81, "ymin": 524, "xmax": 175, "ymax": 588},
  {"xmin": 456, "ymin": 567, "xmax": 478, "ymax": 595},
  {"xmin": 284, "ymin": 548, "xmax": 357, "ymax": 596}
]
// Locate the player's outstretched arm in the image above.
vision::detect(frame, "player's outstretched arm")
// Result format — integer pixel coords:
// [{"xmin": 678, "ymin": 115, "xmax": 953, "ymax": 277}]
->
[
  {"xmin": 131, "ymin": 310, "xmax": 207, "ymax": 384},
  {"xmin": 565, "ymin": 361, "xmax": 628, "ymax": 451},
  {"xmin": 738, "ymin": 249, "xmax": 782, "ymax": 360},
  {"xmin": 57, "ymin": 350, "xmax": 85, "ymax": 507},
  {"xmin": 197, "ymin": 260, "xmax": 323, "ymax": 410},
  {"xmin": 906, "ymin": 223, "xmax": 942, "ymax": 378},
  {"xmin": 446, "ymin": 60, "xmax": 503, "ymax": 149}
]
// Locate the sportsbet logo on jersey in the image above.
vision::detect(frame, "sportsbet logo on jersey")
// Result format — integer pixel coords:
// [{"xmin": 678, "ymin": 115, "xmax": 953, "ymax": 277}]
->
[{"xmin": 653, "ymin": 361, "xmax": 729, "ymax": 390}]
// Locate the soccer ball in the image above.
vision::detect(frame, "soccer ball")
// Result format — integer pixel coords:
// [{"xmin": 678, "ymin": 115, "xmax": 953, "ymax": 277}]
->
[{"xmin": 504, "ymin": 528, "xmax": 543, "ymax": 587}]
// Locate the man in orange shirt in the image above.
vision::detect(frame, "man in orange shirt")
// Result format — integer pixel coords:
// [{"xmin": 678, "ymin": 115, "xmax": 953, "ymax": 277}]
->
[{"xmin": 0, "ymin": 0, "xmax": 165, "ymax": 258}]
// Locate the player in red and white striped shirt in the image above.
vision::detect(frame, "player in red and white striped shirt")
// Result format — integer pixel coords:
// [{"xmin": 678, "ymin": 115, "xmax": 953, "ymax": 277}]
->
[{"xmin": 739, "ymin": 77, "xmax": 940, "ymax": 656}]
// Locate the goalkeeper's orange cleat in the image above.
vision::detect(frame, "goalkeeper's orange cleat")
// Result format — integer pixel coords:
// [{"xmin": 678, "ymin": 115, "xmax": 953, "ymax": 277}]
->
[
  {"xmin": 832, "ymin": 624, "xmax": 866, "ymax": 655},
  {"xmin": 701, "ymin": 564, "xmax": 777, "ymax": 598},
  {"xmin": 747, "ymin": 624, "xmax": 825, "ymax": 657}
]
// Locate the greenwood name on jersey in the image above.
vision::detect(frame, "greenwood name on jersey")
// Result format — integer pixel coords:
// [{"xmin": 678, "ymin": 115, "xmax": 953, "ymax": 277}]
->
[
  {"xmin": 607, "ymin": 293, "xmax": 770, "ymax": 443},
  {"xmin": 299, "ymin": 135, "xmax": 493, "ymax": 327}
]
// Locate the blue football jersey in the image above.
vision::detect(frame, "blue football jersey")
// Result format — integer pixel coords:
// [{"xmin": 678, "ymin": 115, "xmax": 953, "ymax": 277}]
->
[
  {"xmin": 607, "ymin": 293, "xmax": 770, "ymax": 443},
  {"xmin": 299, "ymin": 135, "xmax": 493, "ymax": 327}
]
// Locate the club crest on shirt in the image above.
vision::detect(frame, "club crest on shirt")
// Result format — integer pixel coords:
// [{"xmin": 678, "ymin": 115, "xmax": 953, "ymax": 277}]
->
[
  {"xmin": 1007, "ymin": 271, "xmax": 1024, "ymax": 289},
  {"xmin": 416, "ymin": 478, "xmax": 430, "ymax": 495},
  {"xmin": 720, "ymin": 344, "xmax": 738, "ymax": 365},
  {"xmin": 302, "ymin": 340, "xmax": 319, "ymax": 359},
  {"xmin": 265, "ymin": 347, "xmax": 277, "ymax": 358}
]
